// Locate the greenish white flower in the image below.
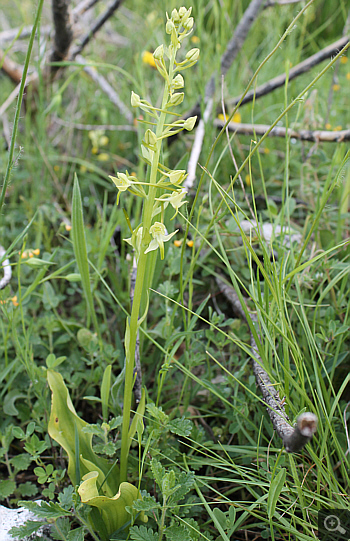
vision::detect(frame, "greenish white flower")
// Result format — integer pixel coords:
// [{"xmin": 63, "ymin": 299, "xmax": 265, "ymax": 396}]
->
[
  {"xmin": 169, "ymin": 169, "xmax": 187, "ymax": 185},
  {"xmin": 109, "ymin": 171, "xmax": 142, "ymax": 205},
  {"xmin": 168, "ymin": 92, "xmax": 184, "ymax": 107},
  {"xmin": 155, "ymin": 189, "xmax": 188, "ymax": 219},
  {"xmin": 186, "ymin": 48, "xmax": 200, "ymax": 63},
  {"xmin": 183, "ymin": 116, "xmax": 197, "ymax": 131},
  {"xmin": 144, "ymin": 129, "xmax": 157, "ymax": 150},
  {"xmin": 172, "ymin": 74, "xmax": 184, "ymax": 90},
  {"xmin": 145, "ymin": 222, "xmax": 178, "ymax": 260},
  {"xmin": 131, "ymin": 91, "xmax": 141, "ymax": 107},
  {"xmin": 153, "ymin": 44, "xmax": 164, "ymax": 60}
]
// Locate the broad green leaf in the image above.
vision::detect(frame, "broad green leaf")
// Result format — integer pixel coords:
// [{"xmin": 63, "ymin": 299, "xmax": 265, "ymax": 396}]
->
[
  {"xmin": 47, "ymin": 370, "xmax": 119, "ymax": 495},
  {"xmin": 267, "ymin": 468, "xmax": 286, "ymax": 519},
  {"xmin": 78, "ymin": 472, "xmax": 145, "ymax": 537}
]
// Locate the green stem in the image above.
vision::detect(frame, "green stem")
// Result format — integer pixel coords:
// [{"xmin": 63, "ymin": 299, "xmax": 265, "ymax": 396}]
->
[
  {"xmin": 0, "ymin": 0, "xmax": 45, "ymax": 216},
  {"xmin": 119, "ymin": 52, "xmax": 175, "ymax": 484}
]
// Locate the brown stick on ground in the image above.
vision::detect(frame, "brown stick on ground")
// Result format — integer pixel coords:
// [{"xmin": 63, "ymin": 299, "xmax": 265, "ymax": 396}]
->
[
  {"xmin": 216, "ymin": 275, "xmax": 317, "ymax": 453},
  {"xmin": 50, "ymin": 0, "xmax": 74, "ymax": 74},
  {"xmin": 228, "ymin": 36, "xmax": 350, "ymax": 108},
  {"xmin": 214, "ymin": 119, "xmax": 350, "ymax": 143}
]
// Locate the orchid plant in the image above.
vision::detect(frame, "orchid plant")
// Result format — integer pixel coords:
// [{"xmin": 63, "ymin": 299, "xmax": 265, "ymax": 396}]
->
[{"xmin": 112, "ymin": 6, "xmax": 200, "ymax": 484}]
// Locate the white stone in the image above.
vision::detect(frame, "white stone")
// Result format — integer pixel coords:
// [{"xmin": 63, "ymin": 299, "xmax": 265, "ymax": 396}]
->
[{"xmin": 0, "ymin": 503, "xmax": 52, "ymax": 541}]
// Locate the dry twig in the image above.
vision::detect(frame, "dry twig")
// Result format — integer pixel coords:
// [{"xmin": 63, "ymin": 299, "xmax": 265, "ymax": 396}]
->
[
  {"xmin": 228, "ymin": 36, "xmax": 349, "ymax": 108},
  {"xmin": 69, "ymin": 0, "xmax": 125, "ymax": 59},
  {"xmin": 50, "ymin": 0, "xmax": 74, "ymax": 74},
  {"xmin": 214, "ymin": 119, "xmax": 350, "ymax": 142},
  {"xmin": 216, "ymin": 275, "xmax": 318, "ymax": 452}
]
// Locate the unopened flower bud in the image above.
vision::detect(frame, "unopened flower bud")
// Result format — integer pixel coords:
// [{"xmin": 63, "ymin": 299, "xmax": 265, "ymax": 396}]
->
[
  {"xmin": 179, "ymin": 6, "xmax": 188, "ymax": 18},
  {"xmin": 184, "ymin": 116, "xmax": 197, "ymax": 131},
  {"xmin": 171, "ymin": 8, "xmax": 180, "ymax": 22},
  {"xmin": 131, "ymin": 91, "xmax": 141, "ymax": 107},
  {"xmin": 144, "ymin": 129, "xmax": 157, "ymax": 148},
  {"xmin": 153, "ymin": 44, "xmax": 164, "ymax": 61},
  {"xmin": 168, "ymin": 92, "xmax": 184, "ymax": 106},
  {"xmin": 172, "ymin": 74, "xmax": 184, "ymax": 89},
  {"xmin": 186, "ymin": 48, "xmax": 200, "ymax": 63},
  {"xmin": 166, "ymin": 19, "xmax": 175, "ymax": 34},
  {"xmin": 183, "ymin": 17, "xmax": 194, "ymax": 31},
  {"xmin": 169, "ymin": 169, "xmax": 186, "ymax": 185}
]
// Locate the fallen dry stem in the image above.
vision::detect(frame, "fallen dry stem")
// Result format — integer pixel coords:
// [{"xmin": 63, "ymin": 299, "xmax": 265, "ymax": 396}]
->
[{"xmin": 216, "ymin": 275, "xmax": 317, "ymax": 452}]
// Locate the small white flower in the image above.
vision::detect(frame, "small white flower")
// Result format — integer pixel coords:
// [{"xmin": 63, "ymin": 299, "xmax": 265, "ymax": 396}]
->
[{"xmin": 145, "ymin": 222, "xmax": 178, "ymax": 260}]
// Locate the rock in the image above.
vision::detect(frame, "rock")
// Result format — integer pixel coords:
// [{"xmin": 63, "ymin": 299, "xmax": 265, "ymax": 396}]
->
[{"xmin": 0, "ymin": 503, "xmax": 53, "ymax": 541}]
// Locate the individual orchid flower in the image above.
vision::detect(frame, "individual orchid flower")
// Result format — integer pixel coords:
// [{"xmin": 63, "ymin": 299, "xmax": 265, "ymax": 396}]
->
[
  {"xmin": 144, "ymin": 222, "xmax": 178, "ymax": 260},
  {"xmin": 155, "ymin": 189, "xmax": 188, "ymax": 219},
  {"xmin": 109, "ymin": 171, "xmax": 145, "ymax": 205}
]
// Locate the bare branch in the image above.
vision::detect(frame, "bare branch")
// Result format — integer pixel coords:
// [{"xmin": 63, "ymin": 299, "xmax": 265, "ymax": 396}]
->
[
  {"xmin": 69, "ymin": 0, "xmax": 125, "ymax": 60},
  {"xmin": 228, "ymin": 36, "xmax": 349, "ymax": 107},
  {"xmin": 0, "ymin": 49, "xmax": 23, "ymax": 84},
  {"xmin": 50, "ymin": 0, "xmax": 74, "ymax": 72},
  {"xmin": 0, "ymin": 25, "xmax": 51, "ymax": 44},
  {"xmin": 53, "ymin": 117, "xmax": 136, "ymax": 131},
  {"xmin": 214, "ymin": 119, "xmax": 350, "ymax": 142},
  {"xmin": 185, "ymin": 98, "xmax": 213, "ymax": 189},
  {"xmin": 216, "ymin": 275, "xmax": 318, "ymax": 452},
  {"xmin": 75, "ymin": 55, "xmax": 133, "ymax": 123}
]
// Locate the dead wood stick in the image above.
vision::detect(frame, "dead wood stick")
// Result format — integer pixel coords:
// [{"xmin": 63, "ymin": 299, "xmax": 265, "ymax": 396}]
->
[
  {"xmin": 72, "ymin": 0, "xmax": 101, "ymax": 20},
  {"xmin": 69, "ymin": 0, "xmax": 124, "ymax": 60},
  {"xmin": 0, "ymin": 25, "xmax": 51, "ymax": 44},
  {"xmin": 216, "ymin": 275, "xmax": 317, "ymax": 452},
  {"xmin": 228, "ymin": 36, "xmax": 349, "ymax": 108},
  {"xmin": 50, "ymin": 0, "xmax": 74, "ymax": 74},
  {"xmin": 75, "ymin": 55, "xmax": 133, "ymax": 123},
  {"xmin": 213, "ymin": 119, "xmax": 350, "ymax": 142},
  {"xmin": 0, "ymin": 49, "xmax": 23, "ymax": 84}
]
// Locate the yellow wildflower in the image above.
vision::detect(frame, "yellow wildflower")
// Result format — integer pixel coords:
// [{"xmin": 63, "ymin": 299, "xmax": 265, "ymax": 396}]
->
[
  {"xmin": 80, "ymin": 165, "xmax": 87, "ymax": 173},
  {"xmin": 191, "ymin": 36, "xmax": 200, "ymax": 44},
  {"xmin": 186, "ymin": 240, "xmax": 194, "ymax": 248},
  {"xmin": 245, "ymin": 174, "xmax": 251, "ymax": 187},
  {"xmin": 333, "ymin": 126, "xmax": 342, "ymax": 131},
  {"xmin": 11, "ymin": 296, "xmax": 19, "ymax": 307},
  {"xmin": 332, "ymin": 84, "xmax": 340, "ymax": 91},
  {"xmin": 174, "ymin": 240, "xmax": 183, "ymax": 247},
  {"xmin": 97, "ymin": 153, "xmax": 110, "ymax": 161},
  {"xmin": 142, "ymin": 51, "xmax": 156, "ymax": 68},
  {"xmin": 65, "ymin": 224, "xmax": 72, "ymax": 231},
  {"xmin": 325, "ymin": 123, "xmax": 331, "ymax": 130},
  {"xmin": 346, "ymin": 73, "xmax": 350, "ymax": 80},
  {"xmin": 340, "ymin": 56, "xmax": 348, "ymax": 64},
  {"xmin": 53, "ymin": 165, "xmax": 60, "ymax": 172}
]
